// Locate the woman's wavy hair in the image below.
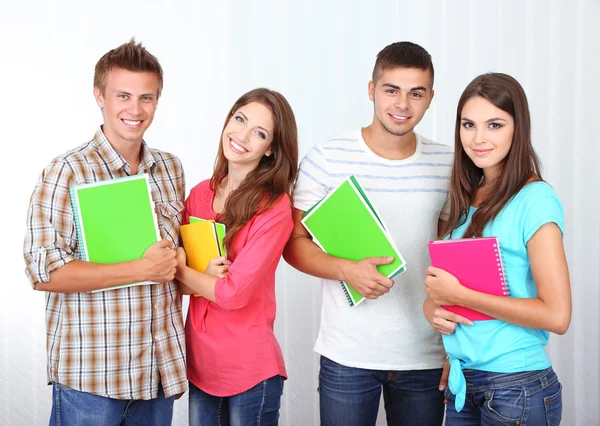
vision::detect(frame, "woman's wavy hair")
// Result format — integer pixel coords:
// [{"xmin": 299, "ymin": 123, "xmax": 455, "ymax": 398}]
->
[
  {"xmin": 439, "ymin": 73, "xmax": 543, "ymax": 239},
  {"xmin": 211, "ymin": 88, "xmax": 298, "ymax": 255}
]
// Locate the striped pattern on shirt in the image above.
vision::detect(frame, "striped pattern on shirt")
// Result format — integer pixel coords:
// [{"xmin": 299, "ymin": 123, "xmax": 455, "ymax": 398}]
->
[
  {"xmin": 293, "ymin": 131, "xmax": 454, "ymax": 370},
  {"xmin": 294, "ymin": 131, "xmax": 453, "ymax": 211},
  {"xmin": 23, "ymin": 128, "xmax": 187, "ymax": 399}
]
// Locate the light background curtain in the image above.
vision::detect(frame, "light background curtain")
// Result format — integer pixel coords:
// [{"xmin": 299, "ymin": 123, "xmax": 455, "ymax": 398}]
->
[{"xmin": 1, "ymin": 1, "xmax": 598, "ymax": 424}]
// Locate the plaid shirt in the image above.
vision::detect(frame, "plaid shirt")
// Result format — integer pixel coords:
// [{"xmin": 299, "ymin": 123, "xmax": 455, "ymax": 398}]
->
[{"xmin": 23, "ymin": 128, "xmax": 187, "ymax": 399}]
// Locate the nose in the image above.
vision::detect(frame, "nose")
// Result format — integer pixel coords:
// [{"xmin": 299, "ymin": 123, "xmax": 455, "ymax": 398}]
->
[
  {"xmin": 236, "ymin": 125, "xmax": 252, "ymax": 142},
  {"xmin": 474, "ymin": 127, "xmax": 486, "ymax": 145},
  {"xmin": 129, "ymin": 99, "xmax": 142, "ymax": 116},
  {"xmin": 394, "ymin": 92, "xmax": 409, "ymax": 110}
]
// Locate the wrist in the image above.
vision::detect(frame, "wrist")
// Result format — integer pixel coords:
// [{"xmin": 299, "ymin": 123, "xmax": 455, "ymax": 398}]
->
[
  {"xmin": 132, "ymin": 258, "xmax": 150, "ymax": 282},
  {"xmin": 336, "ymin": 258, "xmax": 352, "ymax": 282},
  {"xmin": 454, "ymin": 284, "xmax": 471, "ymax": 306},
  {"xmin": 175, "ymin": 264, "xmax": 188, "ymax": 283}
]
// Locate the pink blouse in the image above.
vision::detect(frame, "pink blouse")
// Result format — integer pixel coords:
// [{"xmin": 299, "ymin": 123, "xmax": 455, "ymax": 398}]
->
[{"xmin": 183, "ymin": 180, "xmax": 292, "ymax": 396}]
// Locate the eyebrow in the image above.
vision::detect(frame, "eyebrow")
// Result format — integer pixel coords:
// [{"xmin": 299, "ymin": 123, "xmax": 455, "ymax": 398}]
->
[
  {"xmin": 461, "ymin": 117, "xmax": 508, "ymax": 123},
  {"xmin": 382, "ymin": 83, "xmax": 427, "ymax": 91},
  {"xmin": 236, "ymin": 112, "xmax": 271, "ymax": 136},
  {"xmin": 114, "ymin": 90, "xmax": 157, "ymax": 97}
]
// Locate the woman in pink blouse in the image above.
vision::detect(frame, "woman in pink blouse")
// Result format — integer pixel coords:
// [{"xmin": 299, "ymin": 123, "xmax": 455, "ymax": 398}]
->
[{"xmin": 175, "ymin": 88, "xmax": 298, "ymax": 425}]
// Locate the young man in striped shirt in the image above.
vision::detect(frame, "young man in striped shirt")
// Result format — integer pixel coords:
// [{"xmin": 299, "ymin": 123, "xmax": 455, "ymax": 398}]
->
[
  {"xmin": 23, "ymin": 39, "xmax": 187, "ymax": 425},
  {"xmin": 284, "ymin": 41, "xmax": 452, "ymax": 425}
]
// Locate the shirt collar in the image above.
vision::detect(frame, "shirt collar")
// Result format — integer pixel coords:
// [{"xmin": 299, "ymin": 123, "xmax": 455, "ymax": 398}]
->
[{"xmin": 92, "ymin": 127, "xmax": 157, "ymax": 173}]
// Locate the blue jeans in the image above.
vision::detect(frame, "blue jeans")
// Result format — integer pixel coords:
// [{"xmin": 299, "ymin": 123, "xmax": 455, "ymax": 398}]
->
[
  {"xmin": 319, "ymin": 356, "xmax": 445, "ymax": 426},
  {"xmin": 188, "ymin": 376, "xmax": 284, "ymax": 426},
  {"xmin": 445, "ymin": 367, "xmax": 562, "ymax": 425},
  {"xmin": 49, "ymin": 382, "xmax": 175, "ymax": 426}
]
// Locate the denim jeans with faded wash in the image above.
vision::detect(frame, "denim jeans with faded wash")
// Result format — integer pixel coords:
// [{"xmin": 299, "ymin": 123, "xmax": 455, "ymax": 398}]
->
[
  {"xmin": 318, "ymin": 356, "xmax": 445, "ymax": 426},
  {"xmin": 445, "ymin": 366, "xmax": 562, "ymax": 425},
  {"xmin": 49, "ymin": 382, "xmax": 175, "ymax": 426},
  {"xmin": 188, "ymin": 375, "xmax": 284, "ymax": 426}
]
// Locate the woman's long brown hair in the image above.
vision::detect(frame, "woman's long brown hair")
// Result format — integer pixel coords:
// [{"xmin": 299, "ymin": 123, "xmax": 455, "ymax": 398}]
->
[
  {"xmin": 211, "ymin": 88, "xmax": 298, "ymax": 255},
  {"xmin": 439, "ymin": 73, "xmax": 543, "ymax": 239}
]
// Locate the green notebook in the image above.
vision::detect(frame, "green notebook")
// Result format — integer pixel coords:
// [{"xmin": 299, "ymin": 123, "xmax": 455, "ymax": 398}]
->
[
  {"xmin": 69, "ymin": 174, "xmax": 161, "ymax": 291},
  {"xmin": 301, "ymin": 176, "xmax": 406, "ymax": 307}
]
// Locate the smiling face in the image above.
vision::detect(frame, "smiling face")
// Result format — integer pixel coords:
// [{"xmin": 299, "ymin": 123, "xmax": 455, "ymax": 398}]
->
[
  {"xmin": 94, "ymin": 67, "xmax": 159, "ymax": 148},
  {"xmin": 460, "ymin": 96, "xmax": 515, "ymax": 180},
  {"xmin": 368, "ymin": 66, "xmax": 434, "ymax": 137},
  {"xmin": 221, "ymin": 101, "xmax": 275, "ymax": 174}
]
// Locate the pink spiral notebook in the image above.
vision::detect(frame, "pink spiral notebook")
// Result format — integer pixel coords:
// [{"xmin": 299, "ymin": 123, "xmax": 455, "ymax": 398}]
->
[{"xmin": 428, "ymin": 237, "xmax": 508, "ymax": 321}]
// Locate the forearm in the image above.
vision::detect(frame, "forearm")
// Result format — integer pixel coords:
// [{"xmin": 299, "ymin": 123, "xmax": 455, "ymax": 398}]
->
[
  {"xmin": 36, "ymin": 259, "xmax": 150, "ymax": 293},
  {"xmin": 283, "ymin": 234, "xmax": 352, "ymax": 282},
  {"xmin": 175, "ymin": 265, "xmax": 217, "ymax": 302},
  {"xmin": 460, "ymin": 289, "xmax": 570, "ymax": 334}
]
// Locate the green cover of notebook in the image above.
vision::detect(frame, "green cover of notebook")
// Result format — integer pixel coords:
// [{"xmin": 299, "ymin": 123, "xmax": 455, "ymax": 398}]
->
[
  {"xmin": 301, "ymin": 176, "xmax": 406, "ymax": 307},
  {"xmin": 69, "ymin": 174, "xmax": 161, "ymax": 291}
]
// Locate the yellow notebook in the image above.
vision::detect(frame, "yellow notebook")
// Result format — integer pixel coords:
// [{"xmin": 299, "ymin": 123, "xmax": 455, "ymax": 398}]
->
[
  {"xmin": 180, "ymin": 218, "xmax": 227, "ymax": 297},
  {"xmin": 180, "ymin": 219, "xmax": 226, "ymax": 272}
]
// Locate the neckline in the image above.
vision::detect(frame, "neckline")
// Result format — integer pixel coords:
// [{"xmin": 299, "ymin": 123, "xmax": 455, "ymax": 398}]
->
[
  {"xmin": 357, "ymin": 130, "xmax": 422, "ymax": 165},
  {"xmin": 470, "ymin": 181, "xmax": 546, "ymax": 209}
]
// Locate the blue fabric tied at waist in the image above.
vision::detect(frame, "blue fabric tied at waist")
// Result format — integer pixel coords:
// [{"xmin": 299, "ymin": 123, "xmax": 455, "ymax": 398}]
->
[{"xmin": 448, "ymin": 356, "xmax": 466, "ymax": 412}]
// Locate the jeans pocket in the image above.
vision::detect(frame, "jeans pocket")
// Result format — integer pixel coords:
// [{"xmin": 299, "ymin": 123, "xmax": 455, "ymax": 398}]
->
[
  {"xmin": 484, "ymin": 387, "xmax": 525, "ymax": 423},
  {"xmin": 544, "ymin": 383, "xmax": 562, "ymax": 426}
]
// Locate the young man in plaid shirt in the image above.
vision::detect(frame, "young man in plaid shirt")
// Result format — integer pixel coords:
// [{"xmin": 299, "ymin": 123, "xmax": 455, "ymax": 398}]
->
[{"xmin": 23, "ymin": 39, "xmax": 187, "ymax": 425}]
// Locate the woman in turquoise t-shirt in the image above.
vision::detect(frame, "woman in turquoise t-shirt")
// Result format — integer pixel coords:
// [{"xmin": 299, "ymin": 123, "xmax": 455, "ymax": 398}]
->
[{"xmin": 423, "ymin": 73, "xmax": 572, "ymax": 425}]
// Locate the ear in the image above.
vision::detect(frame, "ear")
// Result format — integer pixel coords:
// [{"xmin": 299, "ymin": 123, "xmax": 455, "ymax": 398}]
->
[
  {"xmin": 368, "ymin": 80, "xmax": 375, "ymax": 102},
  {"xmin": 94, "ymin": 86, "xmax": 105, "ymax": 109},
  {"xmin": 265, "ymin": 144, "xmax": 274, "ymax": 157},
  {"xmin": 427, "ymin": 89, "xmax": 435, "ymax": 109}
]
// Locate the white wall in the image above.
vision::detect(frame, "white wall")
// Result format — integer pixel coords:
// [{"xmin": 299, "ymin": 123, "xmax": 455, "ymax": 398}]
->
[{"xmin": 1, "ymin": 1, "xmax": 598, "ymax": 425}]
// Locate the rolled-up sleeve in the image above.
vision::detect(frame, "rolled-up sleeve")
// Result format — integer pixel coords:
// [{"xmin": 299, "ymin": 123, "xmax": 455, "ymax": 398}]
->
[
  {"xmin": 23, "ymin": 160, "xmax": 78, "ymax": 287},
  {"xmin": 214, "ymin": 196, "xmax": 293, "ymax": 310}
]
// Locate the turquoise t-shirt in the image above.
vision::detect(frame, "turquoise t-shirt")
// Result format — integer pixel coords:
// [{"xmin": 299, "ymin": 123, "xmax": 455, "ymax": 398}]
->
[{"xmin": 443, "ymin": 182, "xmax": 564, "ymax": 410}]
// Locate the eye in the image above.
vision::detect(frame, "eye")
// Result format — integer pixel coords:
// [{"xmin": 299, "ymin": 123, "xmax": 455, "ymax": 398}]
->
[
  {"xmin": 488, "ymin": 122, "xmax": 503, "ymax": 129},
  {"xmin": 410, "ymin": 92, "xmax": 423, "ymax": 98},
  {"xmin": 385, "ymin": 89, "xmax": 397, "ymax": 95},
  {"xmin": 235, "ymin": 115, "xmax": 245, "ymax": 124},
  {"xmin": 256, "ymin": 131, "xmax": 266, "ymax": 140},
  {"xmin": 141, "ymin": 95, "xmax": 154, "ymax": 102},
  {"xmin": 462, "ymin": 122, "xmax": 474, "ymax": 129},
  {"xmin": 118, "ymin": 94, "xmax": 129, "ymax": 99}
]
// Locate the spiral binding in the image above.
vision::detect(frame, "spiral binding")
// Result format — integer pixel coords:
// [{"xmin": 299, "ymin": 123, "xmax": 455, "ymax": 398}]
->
[
  {"xmin": 492, "ymin": 240, "xmax": 510, "ymax": 296},
  {"xmin": 69, "ymin": 185, "xmax": 88, "ymax": 261},
  {"xmin": 340, "ymin": 281, "xmax": 355, "ymax": 307}
]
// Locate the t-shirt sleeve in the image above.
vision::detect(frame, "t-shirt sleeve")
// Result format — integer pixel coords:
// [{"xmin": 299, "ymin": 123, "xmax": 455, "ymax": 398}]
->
[
  {"xmin": 292, "ymin": 144, "xmax": 330, "ymax": 212},
  {"xmin": 522, "ymin": 194, "xmax": 565, "ymax": 245}
]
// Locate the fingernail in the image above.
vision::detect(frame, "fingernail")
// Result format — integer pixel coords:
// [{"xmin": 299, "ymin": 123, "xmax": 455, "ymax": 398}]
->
[{"xmin": 439, "ymin": 385, "xmax": 445, "ymax": 391}]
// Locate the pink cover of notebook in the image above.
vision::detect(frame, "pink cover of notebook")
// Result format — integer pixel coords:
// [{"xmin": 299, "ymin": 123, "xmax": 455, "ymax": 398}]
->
[{"xmin": 428, "ymin": 237, "xmax": 508, "ymax": 321}]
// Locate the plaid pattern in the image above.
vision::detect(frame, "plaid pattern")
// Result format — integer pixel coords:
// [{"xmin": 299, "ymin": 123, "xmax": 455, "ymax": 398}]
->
[{"xmin": 23, "ymin": 128, "xmax": 187, "ymax": 399}]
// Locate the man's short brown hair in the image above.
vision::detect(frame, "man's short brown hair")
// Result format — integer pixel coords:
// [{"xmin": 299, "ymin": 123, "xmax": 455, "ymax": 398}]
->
[
  {"xmin": 372, "ymin": 41, "xmax": 434, "ymax": 88},
  {"xmin": 94, "ymin": 38, "xmax": 163, "ymax": 98}
]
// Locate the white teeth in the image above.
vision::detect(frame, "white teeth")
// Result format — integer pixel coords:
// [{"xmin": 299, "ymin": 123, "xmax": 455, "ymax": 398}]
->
[
  {"xmin": 123, "ymin": 119, "xmax": 141, "ymax": 126},
  {"xmin": 231, "ymin": 140, "xmax": 247, "ymax": 152},
  {"xmin": 392, "ymin": 115, "xmax": 408, "ymax": 119}
]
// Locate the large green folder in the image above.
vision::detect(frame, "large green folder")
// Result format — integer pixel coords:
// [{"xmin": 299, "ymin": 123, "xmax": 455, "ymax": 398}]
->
[
  {"xmin": 301, "ymin": 176, "xmax": 406, "ymax": 307},
  {"xmin": 69, "ymin": 174, "xmax": 161, "ymax": 291}
]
